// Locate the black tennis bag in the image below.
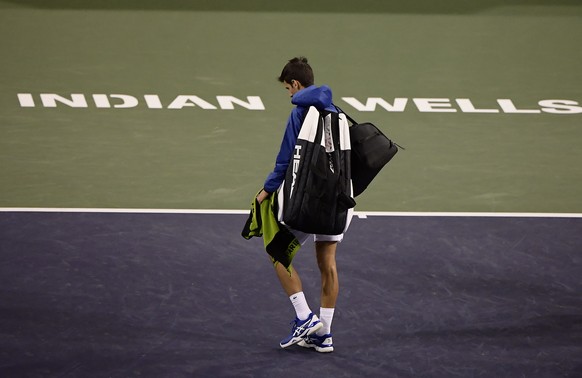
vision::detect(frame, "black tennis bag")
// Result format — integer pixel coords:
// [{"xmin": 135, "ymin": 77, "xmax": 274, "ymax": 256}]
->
[
  {"xmin": 338, "ymin": 106, "xmax": 402, "ymax": 197},
  {"xmin": 277, "ymin": 107, "xmax": 356, "ymax": 235}
]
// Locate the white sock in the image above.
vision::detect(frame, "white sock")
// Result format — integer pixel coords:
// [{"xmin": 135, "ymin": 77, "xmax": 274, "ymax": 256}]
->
[
  {"xmin": 289, "ymin": 292, "xmax": 312, "ymax": 320},
  {"xmin": 317, "ymin": 307, "xmax": 335, "ymax": 336}
]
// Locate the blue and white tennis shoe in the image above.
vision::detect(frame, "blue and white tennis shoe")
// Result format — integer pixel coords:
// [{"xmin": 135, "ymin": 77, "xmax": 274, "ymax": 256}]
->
[{"xmin": 279, "ymin": 313, "xmax": 322, "ymax": 348}]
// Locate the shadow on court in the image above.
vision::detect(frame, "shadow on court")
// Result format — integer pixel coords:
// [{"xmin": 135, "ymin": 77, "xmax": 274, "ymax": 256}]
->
[{"xmin": 1, "ymin": 212, "xmax": 581, "ymax": 377}]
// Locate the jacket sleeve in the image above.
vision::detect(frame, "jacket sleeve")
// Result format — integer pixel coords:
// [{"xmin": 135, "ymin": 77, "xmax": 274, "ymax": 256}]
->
[{"xmin": 263, "ymin": 107, "xmax": 306, "ymax": 193}]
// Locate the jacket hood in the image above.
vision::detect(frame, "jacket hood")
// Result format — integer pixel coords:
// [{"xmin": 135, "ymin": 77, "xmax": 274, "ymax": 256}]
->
[{"xmin": 291, "ymin": 85, "xmax": 333, "ymax": 110}]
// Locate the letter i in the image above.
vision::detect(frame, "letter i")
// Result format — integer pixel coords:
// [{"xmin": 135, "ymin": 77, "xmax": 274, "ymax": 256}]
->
[{"xmin": 18, "ymin": 93, "xmax": 35, "ymax": 107}]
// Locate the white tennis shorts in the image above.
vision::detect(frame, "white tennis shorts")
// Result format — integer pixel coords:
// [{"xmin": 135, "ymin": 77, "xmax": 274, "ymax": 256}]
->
[{"xmin": 290, "ymin": 229, "xmax": 344, "ymax": 245}]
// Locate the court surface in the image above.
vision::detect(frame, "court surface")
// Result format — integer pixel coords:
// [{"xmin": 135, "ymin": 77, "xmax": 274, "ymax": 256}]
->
[
  {"xmin": 1, "ymin": 211, "xmax": 581, "ymax": 377},
  {"xmin": 1, "ymin": 1, "xmax": 581, "ymax": 377}
]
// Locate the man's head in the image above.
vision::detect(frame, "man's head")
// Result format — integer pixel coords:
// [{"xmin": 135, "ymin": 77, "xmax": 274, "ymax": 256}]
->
[{"xmin": 278, "ymin": 56, "xmax": 314, "ymax": 96}]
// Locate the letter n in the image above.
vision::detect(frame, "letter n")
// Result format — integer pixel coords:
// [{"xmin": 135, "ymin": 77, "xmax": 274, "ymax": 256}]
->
[{"xmin": 40, "ymin": 94, "xmax": 88, "ymax": 108}]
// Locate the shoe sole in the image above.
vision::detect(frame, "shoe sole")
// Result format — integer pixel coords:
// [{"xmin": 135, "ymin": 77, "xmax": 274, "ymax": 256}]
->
[
  {"xmin": 280, "ymin": 321, "xmax": 323, "ymax": 348},
  {"xmin": 297, "ymin": 339, "xmax": 334, "ymax": 353},
  {"xmin": 315, "ymin": 346, "xmax": 334, "ymax": 353}
]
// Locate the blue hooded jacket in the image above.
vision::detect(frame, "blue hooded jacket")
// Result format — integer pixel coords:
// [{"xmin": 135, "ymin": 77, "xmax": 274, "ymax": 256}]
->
[{"xmin": 263, "ymin": 85, "xmax": 337, "ymax": 193}]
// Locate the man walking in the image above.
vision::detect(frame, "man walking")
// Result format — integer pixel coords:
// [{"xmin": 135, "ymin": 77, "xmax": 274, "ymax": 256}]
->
[{"xmin": 256, "ymin": 57, "xmax": 349, "ymax": 353}]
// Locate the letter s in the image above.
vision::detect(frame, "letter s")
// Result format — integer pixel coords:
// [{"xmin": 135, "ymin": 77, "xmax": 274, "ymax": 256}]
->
[{"xmin": 539, "ymin": 99, "xmax": 582, "ymax": 114}]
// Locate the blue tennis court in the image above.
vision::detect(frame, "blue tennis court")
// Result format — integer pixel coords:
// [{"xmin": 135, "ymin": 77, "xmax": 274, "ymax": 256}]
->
[{"xmin": 1, "ymin": 211, "xmax": 581, "ymax": 376}]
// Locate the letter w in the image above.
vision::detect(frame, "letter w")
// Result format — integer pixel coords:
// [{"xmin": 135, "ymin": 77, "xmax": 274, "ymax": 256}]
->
[{"xmin": 341, "ymin": 97, "xmax": 408, "ymax": 112}]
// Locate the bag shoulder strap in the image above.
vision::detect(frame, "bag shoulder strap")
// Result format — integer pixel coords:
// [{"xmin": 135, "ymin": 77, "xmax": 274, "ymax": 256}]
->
[{"xmin": 332, "ymin": 103, "xmax": 357, "ymax": 125}]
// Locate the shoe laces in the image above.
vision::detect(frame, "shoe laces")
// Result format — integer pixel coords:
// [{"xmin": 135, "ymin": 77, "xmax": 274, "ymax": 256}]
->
[{"xmin": 289, "ymin": 317, "xmax": 301, "ymax": 330}]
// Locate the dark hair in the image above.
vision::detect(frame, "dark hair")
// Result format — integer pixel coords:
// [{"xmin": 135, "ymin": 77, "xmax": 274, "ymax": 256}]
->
[{"xmin": 278, "ymin": 56, "xmax": 314, "ymax": 87}]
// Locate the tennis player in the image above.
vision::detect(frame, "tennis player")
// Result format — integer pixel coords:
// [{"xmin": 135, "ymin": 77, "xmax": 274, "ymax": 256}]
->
[{"xmin": 256, "ymin": 57, "xmax": 346, "ymax": 353}]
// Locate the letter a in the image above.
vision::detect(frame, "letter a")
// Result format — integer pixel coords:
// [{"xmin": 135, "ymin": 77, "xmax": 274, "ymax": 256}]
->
[{"xmin": 167, "ymin": 96, "xmax": 217, "ymax": 110}]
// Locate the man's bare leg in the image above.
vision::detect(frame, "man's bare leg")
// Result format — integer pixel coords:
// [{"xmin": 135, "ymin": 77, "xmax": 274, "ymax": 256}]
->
[
  {"xmin": 315, "ymin": 241, "xmax": 339, "ymax": 308},
  {"xmin": 274, "ymin": 261, "xmax": 303, "ymax": 296}
]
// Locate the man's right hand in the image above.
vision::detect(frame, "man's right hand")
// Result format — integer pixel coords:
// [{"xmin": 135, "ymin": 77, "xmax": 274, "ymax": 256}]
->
[{"xmin": 256, "ymin": 189, "xmax": 270, "ymax": 204}]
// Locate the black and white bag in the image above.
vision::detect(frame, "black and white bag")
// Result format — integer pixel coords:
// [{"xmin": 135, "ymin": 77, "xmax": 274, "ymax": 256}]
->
[{"xmin": 277, "ymin": 106, "xmax": 356, "ymax": 235}]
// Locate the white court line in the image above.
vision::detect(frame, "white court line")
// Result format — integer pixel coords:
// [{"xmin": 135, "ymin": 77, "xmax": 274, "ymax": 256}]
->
[
  {"xmin": 0, "ymin": 208, "xmax": 581, "ymax": 218},
  {"xmin": 0, "ymin": 208, "xmax": 249, "ymax": 215},
  {"xmin": 354, "ymin": 211, "xmax": 582, "ymax": 218}
]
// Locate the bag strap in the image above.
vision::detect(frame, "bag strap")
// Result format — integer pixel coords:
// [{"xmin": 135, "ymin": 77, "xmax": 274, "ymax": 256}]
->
[{"xmin": 332, "ymin": 103, "xmax": 357, "ymax": 125}]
